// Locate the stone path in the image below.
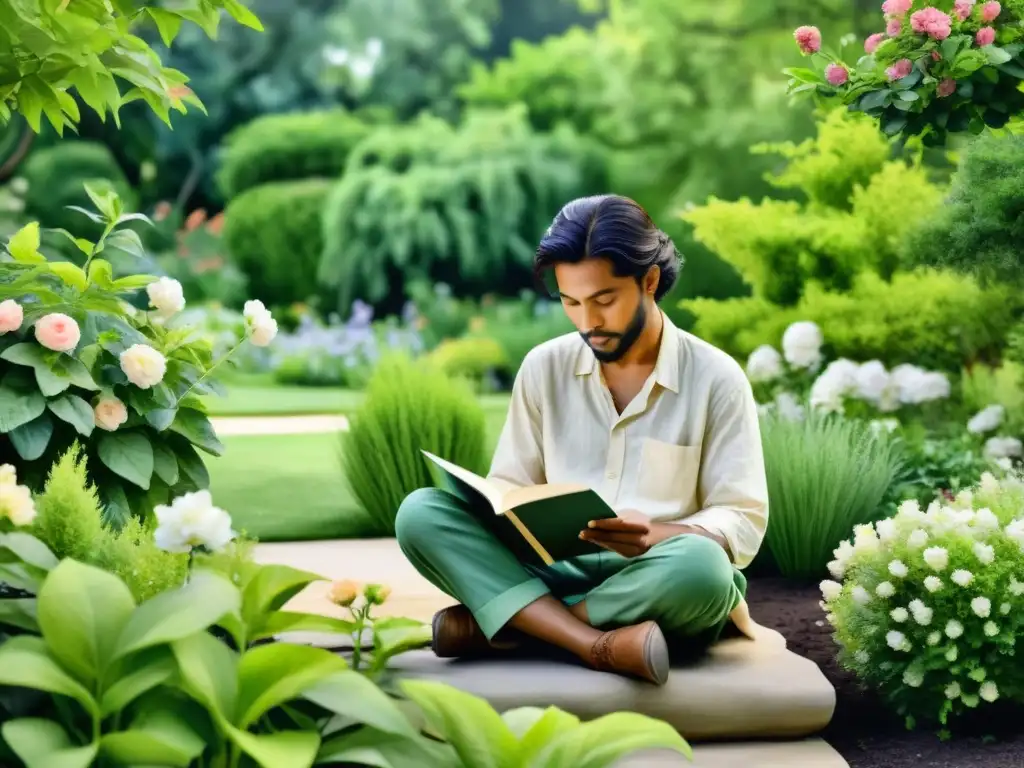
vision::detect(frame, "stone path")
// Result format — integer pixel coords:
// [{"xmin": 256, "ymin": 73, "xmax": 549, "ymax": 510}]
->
[{"xmin": 211, "ymin": 414, "xmax": 349, "ymax": 436}]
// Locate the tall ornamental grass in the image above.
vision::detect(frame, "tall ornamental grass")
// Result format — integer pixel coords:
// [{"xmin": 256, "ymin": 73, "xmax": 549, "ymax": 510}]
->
[
  {"xmin": 340, "ymin": 353, "xmax": 488, "ymax": 535},
  {"xmin": 761, "ymin": 411, "xmax": 903, "ymax": 579}
]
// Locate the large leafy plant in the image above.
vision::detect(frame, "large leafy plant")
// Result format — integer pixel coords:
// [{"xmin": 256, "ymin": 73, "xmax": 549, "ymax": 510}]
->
[
  {"xmin": 0, "ymin": 185, "xmax": 277, "ymax": 523},
  {"xmin": 786, "ymin": 1, "xmax": 1024, "ymax": 145}
]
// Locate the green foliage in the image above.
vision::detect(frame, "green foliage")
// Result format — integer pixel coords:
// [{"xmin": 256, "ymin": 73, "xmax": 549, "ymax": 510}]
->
[
  {"xmin": 0, "ymin": 0, "xmax": 263, "ymax": 132},
  {"xmin": 341, "ymin": 354, "xmax": 489, "ymax": 535},
  {"xmin": 426, "ymin": 336, "xmax": 509, "ymax": 388},
  {"xmin": 760, "ymin": 411, "xmax": 903, "ymax": 579},
  {"xmin": 885, "ymin": 431, "xmax": 993, "ymax": 514},
  {"xmin": 686, "ymin": 270, "xmax": 1022, "ymax": 373},
  {"xmin": 903, "ymin": 132, "xmax": 1024, "ymax": 282},
  {"xmin": 217, "ymin": 109, "xmax": 373, "ymax": 200},
  {"xmin": 222, "ymin": 178, "xmax": 332, "ymax": 309},
  {"xmin": 320, "ymin": 106, "xmax": 608, "ymax": 314}
]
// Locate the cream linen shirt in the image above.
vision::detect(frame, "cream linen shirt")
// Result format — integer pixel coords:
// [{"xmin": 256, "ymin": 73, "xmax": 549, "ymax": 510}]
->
[{"xmin": 486, "ymin": 313, "xmax": 769, "ymax": 569}]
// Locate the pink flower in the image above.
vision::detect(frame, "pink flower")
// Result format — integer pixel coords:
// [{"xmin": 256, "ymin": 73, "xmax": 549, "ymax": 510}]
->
[
  {"xmin": 954, "ymin": 0, "xmax": 975, "ymax": 20},
  {"xmin": 887, "ymin": 58, "xmax": 914, "ymax": 80},
  {"xmin": 883, "ymin": 0, "xmax": 913, "ymax": 17},
  {"xmin": 34, "ymin": 313, "xmax": 80, "ymax": 353},
  {"xmin": 981, "ymin": 1, "xmax": 1001, "ymax": 22},
  {"xmin": 94, "ymin": 396, "xmax": 128, "ymax": 432},
  {"xmin": 932, "ymin": 50, "xmax": 942, "ymax": 60},
  {"xmin": 976, "ymin": 26, "xmax": 996, "ymax": 45},
  {"xmin": 937, "ymin": 78, "xmax": 957, "ymax": 97},
  {"xmin": 887, "ymin": 18, "xmax": 903, "ymax": 36},
  {"xmin": 865, "ymin": 32, "xmax": 886, "ymax": 52},
  {"xmin": 826, "ymin": 63, "xmax": 850, "ymax": 85},
  {"xmin": 794, "ymin": 25, "xmax": 822, "ymax": 54},
  {"xmin": 911, "ymin": 8, "xmax": 953, "ymax": 40},
  {"xmin": 0, "ymin": 299, "xmax": 23, "ymax": 334}
]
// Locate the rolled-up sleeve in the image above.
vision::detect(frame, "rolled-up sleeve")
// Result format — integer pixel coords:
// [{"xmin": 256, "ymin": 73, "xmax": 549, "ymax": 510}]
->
[
  {"xmin": 683, "ymin": 381, "xmax": 769, "ymax": 569},
  {"xmin": 486, "ymin": 355, "xmax": 546, "ymax": 493}
]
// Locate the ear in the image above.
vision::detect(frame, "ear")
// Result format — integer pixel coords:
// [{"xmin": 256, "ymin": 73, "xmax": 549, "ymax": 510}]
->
[{"xmin": 644, "ymin": 265, "xmax": 661, "ymax": 296}]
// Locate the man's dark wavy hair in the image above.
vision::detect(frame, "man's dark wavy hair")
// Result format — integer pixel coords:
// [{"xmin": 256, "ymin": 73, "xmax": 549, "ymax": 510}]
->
[{"xmin": 533, "ymin": 194, "xmax": 683, "ymax": 302}]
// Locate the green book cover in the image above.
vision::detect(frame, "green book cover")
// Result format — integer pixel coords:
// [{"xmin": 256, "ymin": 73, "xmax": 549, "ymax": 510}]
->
[{"xmin": 421, "ymin": 450, "xmax": 617, "ymax": 567}]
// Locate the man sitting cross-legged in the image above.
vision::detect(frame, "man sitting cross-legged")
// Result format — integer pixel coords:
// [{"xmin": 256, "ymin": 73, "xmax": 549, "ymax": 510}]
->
[{"xmin": 395, "ymin": 194, "xmax": 770, "ymax": 686}]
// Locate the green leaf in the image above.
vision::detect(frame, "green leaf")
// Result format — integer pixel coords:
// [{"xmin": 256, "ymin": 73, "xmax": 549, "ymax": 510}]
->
[
  {"xmin": 35, "ymin": 366, "xmax": 71, "ymax": 397},
  {"xmin": 304, "ymin": 670, "xmax": 419, "ymax": 738},
  {"xmin": 0, "ymin": 636, "xmax": 99, "ymax": 717},
  {"xmin": 0, "ymin": 598, "xmax": 39, "ymax": 633},
  {"xmin": 0, "ymin": 532, "xmax": 58, "ymax": 570},
  {"xmin": 83, "ymin": 183, "xmax": 118, "ymax": 223},
  {"xmin": 896, "ymin": 90, "xmax": 919, "ymax": 101},
  {"xmin": 98, "ymin": 430, "xmax": 154, "ymax": 489},
  {"xmin": 999, "ymin": 62, "xmax": 1024, "ymax": 78},
  {"xmin": 110, "ymin": 274, "xmax": 159, "ymax": 292},
  {"xmin": 858, "ymin": 89, "xmax": 890, "ymax": 111},
  {"xmin": 48, "ymin": 228, "xmax": 95, "ymax": 257},
  {"xmin": 147, "ymin": 8, "xmax": 184, "ymax": 46},
  {"xmin": 105, "ymin": 228, "xmax": 147, "ymax": 259},
  {"xmin": 0, "ymin": 562, "xmax": 43, "ymax": 593},
  {"xmin": 115, "ymin": 571, "xmax": 240, "ymax": 658},
  {"xmin": 171, "ymin": 632, "xmax": 239, "ymax": 717},
  {"xmin": 146, "ymin": 407, "xmax": 177, "ymax": 431},
  {"xmin": 253, "ymin": 611, "xmax": 356, "ymax": 643},
  {"xmin": 37, "ymin": 560, "xmax": 136, "ymax": 687},
  {"xmin": 99, "ymin": 647, "xmax": 177, "ymax": 717},
  {"xmin": 47, "ymin": 393, "xmax": 95, "ymax": 436},
  {"xmin": 371, "ymin": 617, "xmax": 432, "ymax": 664},
  {"xmin": 400, "ymin": 679, "xmax": 518, "ymax": 768},
  {"xmin": 100, "ymin": 705, "xmax": 205, "ymax": 767},
  {"xmin": 241, "ymin": 564, "xmax": 324, "ymax": 629},
  {"xmin": 87, "ymin": 258, "xmax": 114, "ymax": 289},
  {"xmin": 6, "ymin": 222, "xmax": 45, "ymax": 264},
  {"xmin": 0, "ymin": 382, "xmax": 46, "ymax": 431},
  {"xmin": 11, "ymin": 413, "xmax": 54, "ymax": 461},
  {"xmin": 66, "ymin": 205, "xmax": 106, "ymax": 224},
  {"xmin": 169, "ymin": 407, "xmax": 225, "ymax": 456},
  {"xmin": 1, "ymin": 719, "xmax": 99, "ymax": 768},
  {"xmin": 227, "ymin": 728, "xmax": 320, "ymax": 768},
  {"xmin": 881, "ymin": 112, "xmax": 908, "ymax": 136},
  {"xmin": 48, "ymin": 261, "xmax": 88, "ymax": 291},
  {"xmin": 235, "ymin": 644, "xmax": 349, "ymax": 728},
  {"xmin": 152, "ymin": 441, "xmax": 180, "ymax": 485},
  {"xmin": 62, "ymin": 357, "xmax": 100, "ymax": 391},
  {"xmin": 223, "ymin": 0, "xmax": 264, "ymax": 30},
  {"xmin": 317, "ymin": 727, "xmax": 458, "ymax": 768},
  {"xmin": 530, "ymin": 712, "xmax": 692, "ymax": 768},
  {"xmin": 503, "ymin": 707, "xmax": 578, "ymax": 764},
  {"xmin": 0, "ymin": 342, "xmax": 46, "ymax": 369},
  {"xmin": 985, "ymin": 46, "xmax": 1012, "ymax": 66}
]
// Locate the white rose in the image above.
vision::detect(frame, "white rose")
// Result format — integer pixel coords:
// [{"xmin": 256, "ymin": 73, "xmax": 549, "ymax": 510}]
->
[
  {"xmin": 885, "ymin": 630, "xmax": 909, "ymax": 651},
  {"xmin": 243, "ymin": 299, "xmax": 278, "ymax": 347},
  {"xmin": 853, "ymin": 523, "xmax": 879, "ymax": 553},
  {"xmin": 243, "ymin": 299, "xmax": 268, "ymax": 321},
  {"xmin": 891, "ymin": 364, "xmax": 951, "ymax": 404},
  {"xmin": 984, "ymin": 436, "xmax": 1023, "ymax": 460},
  {"xmin": 809, "ymin": 373, "xmax": 846, "ymax": 413},
  {"xmin": 827, "ymin": 559, "xmax": 845, "ymax": 579},
  {"xmin": 971, "ymin": 596, "xmax": 991, "ymax": 618},
  {"xmin": 0, "ymin": 464, "xmax": 16, "ymax": 486},
  {"xmin": 951, "ymin": 569, "xmax": 974, "ymax": 587},
  {"xmin": 146, "ymin": 276, "xmax": 185, "ymax": 319},
  {"xmin": 876, "ymin": 518, "xmax": 897, "ymax": 541},
  {"xmin": 746, "ymin": 345, "xmax": 783, "ymax": 382},
  {"xmin": 153, "ymin": 490, "xmax": 236, "ymax": 553},
  {"xmin": 973, "ymin": 542, "xmax": 995, "ymax": 565},
  {"xmin": 120, "ymin": 344, "xmax": 167, "ymax": 389},
  {"xmin": 983, "ymin": 621, "xmax": 999, "ymax": 637},
  {"xmin": 968, "ymin": 404, "xmax": 1005, "ymax": 434},
  {"xmin": 875, "ymin": 581, "xmax": 895, "ymax": 598},
  {"xmin": 973, "ymin": 507, "xmax": 1000, "ymax": 531},
  {"xmin": 781, "ymin": 321, "xmax": 823, "ymax": 369},
  {"xmin": 945, "ymin": 619, "xmax": 964, "ymax": 639},
  {"xmin": 890, "ymin": 607, "xmax": 909, "ymax": 622},
  {"xmin": 923, "ymin": 546, "xmax": 949, "ymax": 571},
  {"xmin": 93, "ymin": 396, "xmax": 128, "ymax": 431},
  {"xmin": 888, "ymin": 559, "xmax": 909, "ymax": 578},
  {"xmin": 855, "ymin": 361, "xmax": 901, "ymax": 412},
  {"xmin": 913, "ymin": 605, "xmax": 933, "ymax": 626},
  {"xmin": 907, "ymin": 528, "xmax": 929, "ymax": 549},
  {"xmin": 819, "ymin": 579, "xmax": 843, "ymax": 601},
  {"xmin": 0, "ymin": 481, "xmax": 36, "ymax": 526},
  {"xmin": 979, "ymin": 681, "xmax": 999, "ymax": 702},
  {"xmin": 924, "ymin": 576, "xmax": 943, "ymax": 593},
  {"xmin": 834, "ymin": 539, "xmax": 856, "ymax": 563}
]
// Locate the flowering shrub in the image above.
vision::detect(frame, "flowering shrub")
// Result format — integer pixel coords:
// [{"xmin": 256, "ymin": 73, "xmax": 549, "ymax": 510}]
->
[
  {"xmin": 787, "ymin": 2, "xmax": 1024, "ymax": 144},
  {"xmin": 821, "ymin": 471, "xmax": 1024, "ymax": 731},
  {"xmin": 0, "ymin": 185, "xmax": 277, "ymax": 522}
]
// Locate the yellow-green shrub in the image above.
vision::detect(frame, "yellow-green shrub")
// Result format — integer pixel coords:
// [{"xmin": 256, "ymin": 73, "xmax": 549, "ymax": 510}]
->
[{"xmin": 426, "ymin": 336, "xmax": 508, "ymax": 386}]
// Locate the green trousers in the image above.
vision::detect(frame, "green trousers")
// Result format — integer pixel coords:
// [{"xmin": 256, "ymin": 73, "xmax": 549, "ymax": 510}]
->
[{"xmin": 395, "ymin": 487, "xmax": 747, "ymax": 654}]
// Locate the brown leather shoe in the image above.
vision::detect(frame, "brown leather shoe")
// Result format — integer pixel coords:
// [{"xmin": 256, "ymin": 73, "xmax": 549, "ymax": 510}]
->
[
  {"xmin": 431, "ymin": 604, "xmax": 523, "ymax": 658},
  {"xmin": 587, "ymin": 620, "xmax": 671, "ymax": 685}
]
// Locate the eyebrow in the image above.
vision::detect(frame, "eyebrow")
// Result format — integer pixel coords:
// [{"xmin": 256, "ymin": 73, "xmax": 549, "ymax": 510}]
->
[{"xmin": 558, "ymin": 288, "xmax": 617, "ymax": 302}]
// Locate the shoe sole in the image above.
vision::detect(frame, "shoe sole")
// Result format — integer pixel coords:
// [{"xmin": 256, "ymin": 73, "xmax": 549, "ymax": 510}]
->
[{"xmin": 642, "ymin": 621, "xmax": 671, "ymax": 686}]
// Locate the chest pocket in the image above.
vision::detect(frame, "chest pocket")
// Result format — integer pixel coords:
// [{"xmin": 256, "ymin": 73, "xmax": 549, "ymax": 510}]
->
[{"xmin": 637, "ymin": 438, "xmax": 702, "ymax": 512}]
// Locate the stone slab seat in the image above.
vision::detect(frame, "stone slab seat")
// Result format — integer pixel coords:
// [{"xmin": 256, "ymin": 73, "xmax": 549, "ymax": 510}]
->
[{"xmin": 621, "ymin": 739, "xmax": 848, "ymax": 767}]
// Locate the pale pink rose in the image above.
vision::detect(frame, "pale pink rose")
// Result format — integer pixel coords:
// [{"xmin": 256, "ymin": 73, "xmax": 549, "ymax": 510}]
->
[
  {"xmin": 887, "ymin": 58, "xmax": 914, "ymax": 80},
  {"xmin": 937, "ymin": 78, "xmax": 957, "ymax": 96},
  {"xmin": 976, "ymin": 26, "xmax": 996, "ymax": 45},
  {"xmin": 794, "ymin": 25, "xmax": 822, "ymax": 54},
  {"xmin": 94, "ymin": 396, "xmax": 128, "ymax": 432},
  {"xmin": 865, "ymin": 32, "xmax": 886, "ymax": 52},
  {"xmin": 826, "ymin": 63, "xmax": 850, "ymax": 85},
  {"xmin": 911, "ymin": 8, "xmax": 953, "ymax": 40},
  {"xmin": 0, "ymin": 299, "xmax": 23, "ymax": 334},
  {"xmin": 954, "ymin": 0, "xmax": 975, "ymax": 20},
  {"xmin": 887, "ymin": 18, "xmax": 903, "ymax": 36},
  {"xmin": 981, "ymin": 1, "xmax": 1001, "ymax": 22},
  {"xmin": 883, "ymin": 0, "xmax": 913, "ymax": 17},
  {"xmin": 34, "ymin": 313, "xmax": 80, "ymax": 353}
]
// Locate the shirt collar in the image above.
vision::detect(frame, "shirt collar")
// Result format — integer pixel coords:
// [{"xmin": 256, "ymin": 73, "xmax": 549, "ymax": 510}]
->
[{"xmin": 574, "ymin": 311, "xmax": 681, "ymax": 394}]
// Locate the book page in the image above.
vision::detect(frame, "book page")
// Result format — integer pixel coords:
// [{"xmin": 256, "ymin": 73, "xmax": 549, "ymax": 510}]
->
[
  {"xmin": 421, "ymin": 451, "xmax": 504, "ymax": 513},
  {"xmin": 499, "ymin": 482, "xmax": 589, "ymax": 514}
]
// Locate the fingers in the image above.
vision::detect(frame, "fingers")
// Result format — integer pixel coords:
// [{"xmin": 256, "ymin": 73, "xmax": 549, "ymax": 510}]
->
[
  {"xmin": 587, "ymin": 517, "xmax": 648, "ymax": 533},
  {"xmin": 590, "ymin": 539, "xmax": 648, "ymax": 558},
  {"xmin": 580, "ymin": 530, "xmax": 646, "ymax": 545}
]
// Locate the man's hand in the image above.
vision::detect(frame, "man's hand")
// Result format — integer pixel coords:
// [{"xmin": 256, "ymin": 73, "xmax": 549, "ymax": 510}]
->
[{"xmin": 579, "ymin": 517, "xmax": 651, "ymax": 558}]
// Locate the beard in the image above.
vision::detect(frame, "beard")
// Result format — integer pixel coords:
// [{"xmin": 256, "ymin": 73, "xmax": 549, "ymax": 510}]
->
[{"xmin": 581, "ymin": 299, "xmax": 648, "ymax": 363}]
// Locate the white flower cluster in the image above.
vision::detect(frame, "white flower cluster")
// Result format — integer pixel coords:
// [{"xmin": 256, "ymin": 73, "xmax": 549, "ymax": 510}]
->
[
  {"xmin": 820, "ymin": 472, "xmax": 1024, "ymax": 721},
  {"xmin": 243, "ymin": 300, "xmax": 279, "ymax": 348},
  {"xmin": 0, "ymin": 464, "xmax": 36, "ymax": 527},
  {"xmin": 965, "ymin": 404, "xmax": 1023, "ymax": 463},
  {"xmin": 746, "ymin": 321, "xmax": 824, "ymax": 382},
  {"xmin": 153, "ymin": 490, "xmax": 235, "ymax": 554}
]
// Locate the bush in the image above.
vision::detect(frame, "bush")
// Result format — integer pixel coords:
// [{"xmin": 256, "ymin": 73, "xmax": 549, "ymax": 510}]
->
[
  {"xmin": 426, "ymin": 336, "xmax": 508, "ymax": 388},
  {"xmin": 217, "ymin": 109, "xmax": 372, "ymax": 200},
  {"xmin": 821, "ymin": 472, "xmax": 1024, "ymax": 732},
  {"xmin": 340, "ymin": 354, "xmax": 488, "ymax": 535},
  {"xmin": 760, "ymin": 411, "xmax": 903, "ymax": 579},
  {"xmin": 222, "ymin": 178, "xmax": 332, "ymax": 309}
]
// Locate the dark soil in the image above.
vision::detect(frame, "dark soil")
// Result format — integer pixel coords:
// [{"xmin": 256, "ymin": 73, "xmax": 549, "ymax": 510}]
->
[{"xmin": 746, "ymin": 578, "xmax": 1024, "ymax": 768}]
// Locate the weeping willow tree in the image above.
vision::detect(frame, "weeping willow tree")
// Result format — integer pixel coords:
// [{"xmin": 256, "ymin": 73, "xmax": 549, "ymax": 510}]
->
[{"xmin": 318, "ymin": 105, "xmax": 608, "ymax": 315}]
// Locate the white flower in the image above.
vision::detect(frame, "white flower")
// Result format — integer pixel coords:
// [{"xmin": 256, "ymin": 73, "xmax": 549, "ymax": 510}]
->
[
  {"xmin": 827, "ymin": 559, "xmax": 845, "ymax": 579},
  {"xmin": 945, "ymin": 682, "xmax": 962, "ymax": 699},
  {"xmin": 923, "ymin": 546, "xmax": 949, "ymax": 571},
  {"xmin": 876, "ymin": 518, "xmax": 897, "ymax": 541},
  {"xmin": 834, "ymin": 539, "xmax": 855, "ymax": 563},
  {"xmin": 973, "ymin": 507, "xmax": 1000, "ymax": 531},
  {"xmin": 946, "ymin": 647, "xmax": 959, "ymax": 662},
  {"xmin": 146, "ymin": 276, "xmax": 185, "ymax": 319},
  {"xmin": 979, "ymin": 472, "xmax": 1001, "ymax": 494},
  {"xmin": 913, "ymin": 605, "xmax": 933, "ymax": 625},
  {"xmin": 902, "ymin": 667, "xmax": 924, "ymax": 688},
  {"xmin": 890, "ymin": 607, "xmax": 909, "ymax": 623},
  {"xmin": 1006, "ymin": 520, "xmax": 1024, "ymax": 549},
  {"xmin": 1010, "ymin": 577, "xmax": 1024, "ymax": 596},
  {"xmin": 0, "ymin": 464, "xmax": 16, "ymax": 486},
  {"xmin": 869, "ymin": 418, "xmax": 901, "ymax": 435},
  {"xmin": 1000, "ymin": 602, "xmax": 1011, "ymax": 615},
  {"xmin": 968, "ymin": 405, "xmax": 1005, "ymax": 434},
  {"xmin": 781, "ymin": 321, "xmax": 823, "ymax": 369},
  {"xmin": 875, "ymin": 581, "xmax": 896, "ymax": 598},
  {"xmin": 890, "ymin": 364, "xmax": 950, "ymax": 404},
  {"xmin": 973, "ymin": 542, "xmax": 995, "ymax": 565},
  {"xmin": 951, "ymin": 569, "xmax": 974, "ymax": 587},
  {"xmin": 853, "ymin": 523, "xmax": 880, "ymax": 553},
  {"xmin": 93, "ymin": 396, "xmax": 128, "ymax": 432},
  {"xmin": 885, "ymin": 630, "xmax": 909, "ymax": 650},
  {"xmin": 746, "ymin": 345, "xmax": 783, "ymax": 382},
  {"xmin": 243, "ymin": 299, "xmax": 278, "ymax": 348},
  {"xmin": 153, "ymin": 490, "xmax": 236, "ymax": 553},
  {"xmin": 854, "ymin": 649, "xmax": 870, "ymax": 664},
  {"xmin": 120, "ymin": 344, "xmax": 167, "ymax": 389},
  {"xmin": 897, "ymin": 498, "xmax": 923, "ymax": 519},
  {"xmin": 774, "ymin": 391, "xmax": 806, "ymax": 421},
  {"xmin": 907, "ymin": 528, "xmax": 929, "ymax": 549},
  {"xmin": 855, "ymin": 361, "xmax": 900, "ymax": 412},
  {"xmin": 888, "ymin": 559, "xmax": 909, "ymax": 578},
  {"xmin": 852, "ymin": 585, "xmax": 871, "ymax": 605},
  {"xmin": 927, "ymin": 631, "xmax": 941, "ymax": 646},
  {"xmin": 0, "ymin": 480, "xmax": 36, "ymax": 526},
  {"xmin": 984, "ymin": 621, "xmax": 999, "ymax": 637},
  {"xmin": 924, "ymin": 576, "xmax": 943, "ymax": 593},
  {"xmin": 985, "ymin": 436, "xmax": 1023, "ymax": 460},
  {"xmin": 820, "ymin": 580, "xmax": 843, "ymax": 601},
  {"xmin": 945, "ymin": 619, "xmax": 964, "ymax": 639},
  {"xmin": 971, "ymin": 596, "xmax": 991, "ymax": 618},
  {"xmin": 979, "ymin": 681, "xmax": 999, "ymax": 703}
]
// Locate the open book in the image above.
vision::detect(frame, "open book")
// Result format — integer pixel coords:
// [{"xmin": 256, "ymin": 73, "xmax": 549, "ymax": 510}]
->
[{"xmin": 421, "ymin": 450, "xmax": 618, "ymax": 567}]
